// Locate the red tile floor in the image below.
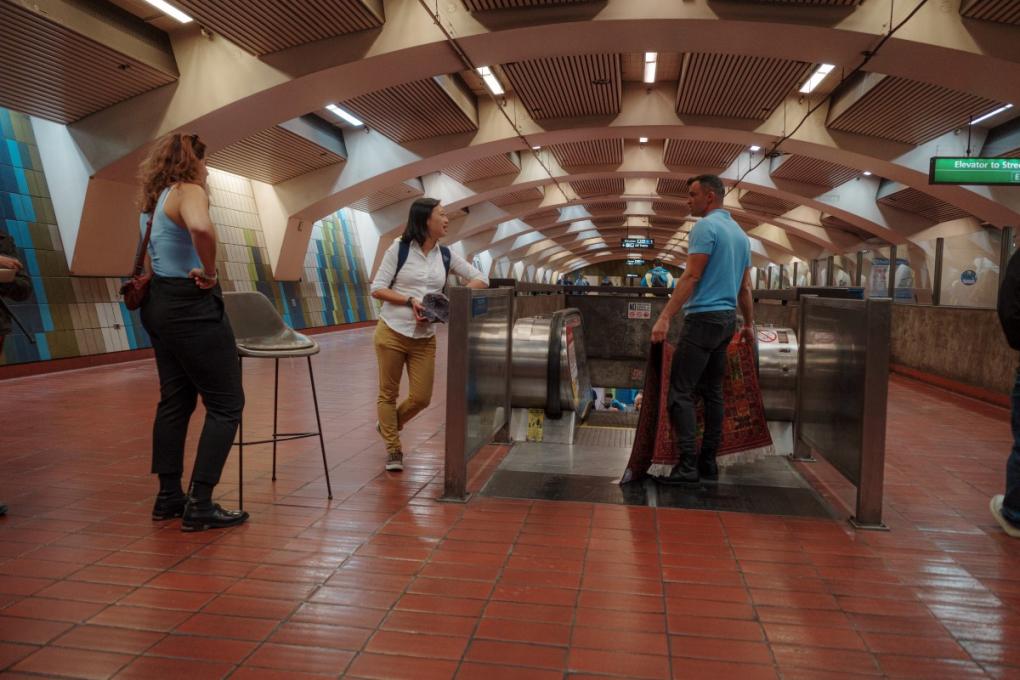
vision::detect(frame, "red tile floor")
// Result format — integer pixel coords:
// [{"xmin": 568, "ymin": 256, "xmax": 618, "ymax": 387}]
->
[{"xmin": 1, "ymin": 325, "xmax": 1019, "ymax": 679}]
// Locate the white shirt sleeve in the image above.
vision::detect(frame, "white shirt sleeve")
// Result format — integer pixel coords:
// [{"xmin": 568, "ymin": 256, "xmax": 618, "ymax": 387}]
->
[
  {"xmin": 370, "ymin": 241, "xmax": 399, "ymax": 294},
  {"xmin": 448, "ymin": 249, "xmax": 488, "ymax": 286}
]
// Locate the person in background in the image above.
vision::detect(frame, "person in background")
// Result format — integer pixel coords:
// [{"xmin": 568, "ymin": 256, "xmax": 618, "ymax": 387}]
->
[
  {"xmin": 598, "ymin": 390, "xmax": 626, "ymax": 412},
  {"xmin": 601, "ymin": 275, "xmax": 613, "ymax": 287},
  {"xmin": 138, "ymin": 132, "xmax": 247, "ymax": 532},
  {"xmin": 574, "ymin": 275, "xmax": 589, "ymax": 294},
  {"xmin": 371, "ymin": 198, "xmax": 488, "ymax": 472},
  {"xmin": 650, "ymin": 174, "xmax": 754, "ymax": 485},
  {"xmin": 641, "ymin": 260, "xmax": 674, "ymax": 289},
  {"xmin": 992, "ymin": 239, "xmax": 1020, "ymax": 538},
  {"xmin": 0, "ymin": 237, "xmax": 32, "ymax": 518},
  {"xmin": 634, "ymin": 390, "xmax": 643, "ymax": 413}
]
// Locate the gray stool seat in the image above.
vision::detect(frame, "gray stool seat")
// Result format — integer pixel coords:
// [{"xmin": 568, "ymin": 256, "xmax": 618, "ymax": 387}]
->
[{"xmin": 223, "ymin": 291, "xmax": 333, "ymax": 508}]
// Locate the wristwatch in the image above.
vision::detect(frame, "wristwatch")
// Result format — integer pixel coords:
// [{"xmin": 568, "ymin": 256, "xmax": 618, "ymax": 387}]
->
[{"xmin": 405, "ymin": 296, "xmax": 414, "ymax": 308}]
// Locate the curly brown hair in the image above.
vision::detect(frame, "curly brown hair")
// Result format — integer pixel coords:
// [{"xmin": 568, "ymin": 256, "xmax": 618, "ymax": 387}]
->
[{"xmin": 138, "ymin": 132, "xmax": 207, "ymax": 214}]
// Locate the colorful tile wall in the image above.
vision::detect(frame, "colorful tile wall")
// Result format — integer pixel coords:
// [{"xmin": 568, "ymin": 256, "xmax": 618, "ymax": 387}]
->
[{"xmin": 0, "ymin": 107, "xmax": 375, "ymax": 367}]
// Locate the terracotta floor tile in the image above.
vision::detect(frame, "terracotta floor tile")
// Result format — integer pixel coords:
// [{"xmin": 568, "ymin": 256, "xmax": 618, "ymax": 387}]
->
[
  {"xmin": 0, "ymin": 575, "xmax": 54, "ymax": 596},
  {"xmin": 455, "ymin": 661, "xmax": 562, "ymax": 680},
  {"xmin": 88, "ymin": 605, "xmax": 192, "ymax": 632},
  {"xmin": 395, "ymin": 593, "xmax": 487, "ymax": 617},
  {"xmin": 567, "ymin": 647, "xmax": 670, "ymax": 679},
  {"xmin": 290, "ymin": 602, "xmax": 387, "ymax": 629},
  {"xmin": 666, "ymin": 615, "xmax": 764, "ymax": 641},
  {"xmin": 174, "ymin": 613, "xmax": 278, "ymax": 641},
  {"xmin": 229, "ymin": 668, "xmax": 334, "ymax": 680},
  {"xmin": 146, "ymin": 634, "xmax": 256, "ymax": 663},
  {"xmin": 34, "ymin": 580, "xmax": 133, "ymax": 604},
  {"xmin": 244, "ymin": 642, "xmax": 353, "ymax": 674},
  {"xmin": 671, "ymin": 658, "xmax": 779, "ymax": 680},
  {"xmin": 876, "ymin": 654, "xmax": 988, "ymax": 678},
  {"xmin": 52, "ymin": 625, "xmax": 163, "ymax": 655},
  {"xmin": 0, "ymin": 642, "xmax": 37, "ymax": 670},
  {"xmin": 116, "ymin": 587, "xmax": 215, "ymax": 611},
  {"xmin": 114, "ymin": 655, "xmax": 233, "ymax": 679},
  {"xmin": 12, "ymin": 646, "xmax": 133, "ymax": 679},
  {"xmin": 202, "ymin": 594, "xmax": 299, "ymax": 620},
  {"xmin": 365, "ymin": 630, "xmax": 469, "ymax": 660},
  {"xmin": 381, "ymin": 610, "xmax": 479, "ymax": 637},
  {"xmin": 860, "ymin": 631, "xmax": 970, "ymax": 659},
  {"xmin": 0, "ymin": 616, "xmax": 73, "ymax": 645},
  {"xmin": 145, "ymin": 572, "xmax": 238, "ymax": 593},
  {"xmin": 572, "ymin": 626, "xmax": 669, "ymax": 655},
  {"xmin": 3, "ymin": 597, "xmax": 106, "ymax": 623},
  {"xmin": 69, "ymin": 565, "xmax": 159, "ymax": 587},
  {"xmin": 493, "ymin": 584, "xmax": 578, "ymax": 607},
  {"xmin": 770, "ymin": 644, "xmax": 880, "ymax": 675},
  {"xmin": 476, "ymin": 617, "xmax": 569, "ymax": 646},
  {"xmin": 666, "ymin": 597, "xmax": 755, "ymax": 621},
  {"xmin": 670, "ymin": 634, "xmax": 772, "ymax": 664},
  {"xmin": 345, "ymin": 652, "xmax": 458, "ymax": 680},
  {"xmin": 465, "ymin": 639, "xmax": 566, "ymax": 670}
]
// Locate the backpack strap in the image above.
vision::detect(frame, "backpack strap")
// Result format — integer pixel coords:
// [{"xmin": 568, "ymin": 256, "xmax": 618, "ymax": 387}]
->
[
  {"xmin": 440, "ymin": 245, "xmax": 451, "ymax": 277},
  {"xmin": 389, "ymin": 240, "xmax": 411, "ymax": 288}
]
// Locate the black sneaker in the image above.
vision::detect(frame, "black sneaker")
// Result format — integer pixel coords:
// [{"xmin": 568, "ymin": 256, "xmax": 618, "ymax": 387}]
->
[{"xmin": 181, "ymin": 501, "xmax": 249, "ymax": 532}]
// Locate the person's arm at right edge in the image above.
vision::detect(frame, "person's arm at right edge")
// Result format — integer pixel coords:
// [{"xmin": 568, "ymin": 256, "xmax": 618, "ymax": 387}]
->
[
  {"xmin": 737, "ymin": 267, "xmax": 755, "ymax": 345},
  {"xmin": 178, "ymin": 184, "xmax": 218, "ymax": 288}
]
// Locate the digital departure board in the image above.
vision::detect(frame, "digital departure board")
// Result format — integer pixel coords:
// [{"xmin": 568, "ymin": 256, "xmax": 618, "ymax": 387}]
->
[
  {"xmin": 621, "ymin": 238, "xmax": 654, "ymax": 248},
  {"xmin": 626, "ymin": 259, "xmax": 645, "ymax": 266},
  {"xmin": 929, "ymin": 157, "xmax": 1020, "ymax": 186}
]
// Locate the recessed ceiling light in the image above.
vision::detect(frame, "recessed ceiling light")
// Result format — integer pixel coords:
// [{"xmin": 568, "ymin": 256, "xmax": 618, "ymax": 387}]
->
[
  {"xmin": 476, "ymin": 66, "xmax": 505, "ymax": 96},
  {"xmin": 643, "ymin": 52, "xmax": 657, "ymax": 84},
  {"xmin": 799, "ymin": 63, "xmax": 835, "ymax": 94},
  {"xmin": 863, "ymin": 171, "xmax": 872, "ymax": 176},
  {"xmin": 141, "ymin": 0, "xmax": 192, "ymax": 23},
  {"xmin": 532, "ymin": 145, "xmax": 541, "ymax": 151},
  {"xmin": 326, "ymin": 104, "xmax": 364, "ymax": 127},
  {"xmin": 749, "ymin": 145, "xmax": 761, "ymax": 152},
  {"xmin": 971, "ymin": 103, "xmax": 1014, "ymax": 125},
  {"xmin": 639, "ymin": 137, "xmax": 648, "ymax": 144}
]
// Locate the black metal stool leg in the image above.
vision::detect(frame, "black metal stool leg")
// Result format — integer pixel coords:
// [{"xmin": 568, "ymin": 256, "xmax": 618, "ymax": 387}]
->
[
  {"xmin": 238, "ymin": 355, "xmax": 244, "ymax": 512},
  {"xmin": 307, "ymin": 355, "xmax": 333, "ymax": 499},
  {"xmin": 272, "ymin": 358, "xmax": 279, "ymax": 481}
]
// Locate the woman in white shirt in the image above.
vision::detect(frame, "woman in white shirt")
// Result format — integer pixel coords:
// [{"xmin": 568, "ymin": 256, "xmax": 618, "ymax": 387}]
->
[{"xmin": 370, "ymin": 198, "xmax": 488, "ymax": 471}]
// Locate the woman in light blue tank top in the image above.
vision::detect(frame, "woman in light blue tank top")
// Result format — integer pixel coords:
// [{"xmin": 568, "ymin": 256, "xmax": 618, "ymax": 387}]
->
[{"xmin": 137, "ymin": 132, "xmax": 248, "ymax": 532}]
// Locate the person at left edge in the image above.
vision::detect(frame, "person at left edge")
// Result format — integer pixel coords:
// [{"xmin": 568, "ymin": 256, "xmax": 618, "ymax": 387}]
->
[
  {"xmin": 0, "ymin": 237, "xmax": 32, "ymax": 518},
  {"xmin": 370, "ymin": 198, "xmax": 488, "ymax": 473}
]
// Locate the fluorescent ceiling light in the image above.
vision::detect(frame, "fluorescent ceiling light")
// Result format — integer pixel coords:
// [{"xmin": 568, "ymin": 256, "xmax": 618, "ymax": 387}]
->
[
  {"xmin": 596, "ymin": 251, "xmax": 611, "ymax": 257},
  {"xmin": 863, "ymin": 171, "xmax": 872, "ymax": 176},
  {"xmin": 799, "ymin": 63, "xmax": 835, "ymax": 94},
  {"xmin": 141, "ymin": 0, "xmax": 192, "ymax": 22},
  {"xmin": 476, "ymin": 66, "xmax": 505, "ymax": 96},
  {"xmin": 971, "ymin": 103, "xmax": 1014, "ymax": 125},
  {"xmin": 749, "ymin": 145, "xmax": 761, "ymax": 152},
  {"xmin": 326, "ymin": 104, "xmax": 364, "ymax": 127},
  {"xmin": 532, "ymin": 145, "xmax": 541, "ymax": 150},
  {"xmin": 639, "ymin": 137, "xmax": 648, "ymax": 144},
  {"xmin": 643, "ymin": 52, "xmax": 657, "ymax": 84}
]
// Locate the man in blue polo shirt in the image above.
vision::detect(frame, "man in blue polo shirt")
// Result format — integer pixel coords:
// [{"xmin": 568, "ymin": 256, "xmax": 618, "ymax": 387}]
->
[{"xmin": 650, "ymin": 174, "xmax": 754, "ymax": 484}]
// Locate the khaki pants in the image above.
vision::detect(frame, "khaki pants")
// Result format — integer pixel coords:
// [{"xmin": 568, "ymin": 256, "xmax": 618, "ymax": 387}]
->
[{"xmin": 374, "ymin": 321, "xmax": 437, "ymax": 454}]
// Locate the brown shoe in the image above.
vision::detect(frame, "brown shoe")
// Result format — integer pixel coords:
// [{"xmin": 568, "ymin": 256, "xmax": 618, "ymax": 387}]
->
[{"xmin": 385, "ymin": 451, "xmax": 404, "ymax": 472}]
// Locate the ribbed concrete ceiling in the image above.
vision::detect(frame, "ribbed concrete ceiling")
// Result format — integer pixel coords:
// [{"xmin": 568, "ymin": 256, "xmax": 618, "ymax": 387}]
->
[
  {"xmin": 206, "ymin": 127, "xmax": 345, "ymax": 185},
  {"xmin": 172, "ymin": 0, "xmax": 384, "ymax": 55},
  {"xmin": 0, "ymin": 1, "xmax": 175, "ymax": 123},
  {"xmin": 340, "ymin": 79, "xmax": 478, "ymax": 144},
  {"xmin": 461, "ymin": 0, "xmax": 596, "ymax": 9},
  {"xmin": 664, "ymin": 140, "xmax": 745, "ymax": 169},
  {"xmin": 961, "ymin": 0, "xmax": 1020, "ymax": 24},
  {"xmin": 878, "ymin": 188, "xmax": 973, "ymax": 224},
  {"xmin": 677, "ymin": 54, "xmax": 813, "ymax": 120},
  {"xmin": 771, "ymin": 155, "xmax": 861, "ymax": 188},
  {"xmin": 443, "ymin": 154, "xmax": 521, "ymax": 184},
  {"xmin": 503, "ymin": 54, "xmax": 622, "ymax": 120},
  {"xmin": 550, "ymin": 139, "xmax": 624, "ymax": 167}
]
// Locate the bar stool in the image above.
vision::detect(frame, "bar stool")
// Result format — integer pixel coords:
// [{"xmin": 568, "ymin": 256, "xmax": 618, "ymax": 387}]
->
[{"xmin": 222, "ymin": 291, "xmax": 333, "ymax": 510}]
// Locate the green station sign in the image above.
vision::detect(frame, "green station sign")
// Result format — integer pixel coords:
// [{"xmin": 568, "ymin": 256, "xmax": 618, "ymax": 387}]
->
[{"xmin": 929, "ymin": 157, "xmax": 1020, "ymax": 186}]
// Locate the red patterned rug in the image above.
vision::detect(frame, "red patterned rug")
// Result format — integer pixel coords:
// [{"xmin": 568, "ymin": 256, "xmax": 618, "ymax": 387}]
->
[{"xmin": 620, "ymin": 335, "xmax": 774, "ymax": 483}]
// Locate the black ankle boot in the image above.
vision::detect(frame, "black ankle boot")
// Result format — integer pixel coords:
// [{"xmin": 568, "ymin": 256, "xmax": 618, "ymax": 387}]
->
[
  {"xmin": 181, "ymin": 499, "xmax": 249, "ymax": 532},
  {"xmin": 152, "ymin": 490, "xmax": 187, "ymax": 521},
  {"xmin": 699, "ymin": 454, "xmax": 719, "ymax": 481},
  {"xmin": 662, "ymin": 454, "xmax": 699, "ymax": 485}
]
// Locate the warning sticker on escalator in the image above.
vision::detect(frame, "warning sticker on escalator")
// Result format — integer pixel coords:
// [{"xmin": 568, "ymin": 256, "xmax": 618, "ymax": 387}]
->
[{"xmin": 628, "ymin": 302, "xmax": 651, "ymax": 319}]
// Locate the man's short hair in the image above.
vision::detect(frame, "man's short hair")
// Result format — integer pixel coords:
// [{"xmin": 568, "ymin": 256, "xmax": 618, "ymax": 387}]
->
[
  {"xmin": 652, "ymin": 259, "xmax": 662, "ymax": 267},
  {"xmin": 687, "ymin": 174, "xmax": 725, "ymax": 199}
]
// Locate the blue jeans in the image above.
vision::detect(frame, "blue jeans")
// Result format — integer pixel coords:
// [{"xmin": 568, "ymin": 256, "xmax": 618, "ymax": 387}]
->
[
  {"xmin": 667, "ymin": 311, "xmax": 737, "ymax": 460},
  {"xmin": 1005, "ymin": 369, "xmax": 1020, "ymax": 525}
]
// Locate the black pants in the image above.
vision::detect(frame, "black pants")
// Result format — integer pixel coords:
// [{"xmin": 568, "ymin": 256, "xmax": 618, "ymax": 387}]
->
[
  {"xmin": 141, "ymin": 277, "xmax": 244, "ymax": 487},
  {"xmin": 667, "ymin": 310, "xmax": 737, "ymax": 460}
]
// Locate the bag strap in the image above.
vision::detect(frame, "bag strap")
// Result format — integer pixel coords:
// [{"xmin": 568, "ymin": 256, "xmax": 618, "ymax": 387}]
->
[
  {"xmin": 390, "ymin": 240, "xmax": 411, "ymax": 288},
  {"xmin": 440, "ymin": 245, "xmax": 451, "ymax": 277},
  {"xmin": 133, "ymin": 216, "xmax": 153, "ymax": 278}
]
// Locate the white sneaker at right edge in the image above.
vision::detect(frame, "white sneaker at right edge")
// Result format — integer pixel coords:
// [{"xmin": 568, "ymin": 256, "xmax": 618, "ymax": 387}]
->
[{"xmin": 990, "ymin": 495, "xmax": 1020, "ymax": 538}]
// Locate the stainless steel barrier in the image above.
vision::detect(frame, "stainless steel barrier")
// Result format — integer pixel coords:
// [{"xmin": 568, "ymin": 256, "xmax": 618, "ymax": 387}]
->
[
  {"xmin": 511, "ymin": 309, "xmax": 592, "ymax": 419},
  {"xmin": 440, "ymin": 287, "xmax": 513, "ymax": 502},
  {"xmin": 793, "ymin": 296, "xmax": 891, "ymax": 530},
  {"xmin": 757, "ymin": 326, "xmax": 798, "ymax": 421}
]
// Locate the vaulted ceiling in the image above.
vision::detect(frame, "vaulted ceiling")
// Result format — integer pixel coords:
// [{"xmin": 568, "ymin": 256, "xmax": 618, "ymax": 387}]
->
[{"xmin": 2, "ymin": 0, "xmax": 1019, "ymax": 280}]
